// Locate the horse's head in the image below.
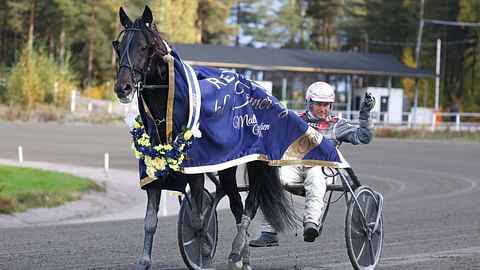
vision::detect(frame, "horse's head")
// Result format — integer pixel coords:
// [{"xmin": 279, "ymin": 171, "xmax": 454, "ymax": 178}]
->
[{"xmin": 112, "ymin": 5, "xmax": 169, "ymax": 103}]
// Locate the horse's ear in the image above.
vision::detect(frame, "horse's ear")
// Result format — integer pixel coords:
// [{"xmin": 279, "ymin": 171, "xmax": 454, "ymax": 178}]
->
[
  {"xmin": 119, "ymin": 7, "xmax": 132, "ymax": 28},
  {"xmin": 142, "ymin": 5, "xmax": 153, "ymax": 25}
]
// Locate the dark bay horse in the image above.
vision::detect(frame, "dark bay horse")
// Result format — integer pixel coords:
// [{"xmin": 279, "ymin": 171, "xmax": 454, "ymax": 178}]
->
[{"xmin": 112, "ymin": 6, "xmax": 296, "ymax": 270}]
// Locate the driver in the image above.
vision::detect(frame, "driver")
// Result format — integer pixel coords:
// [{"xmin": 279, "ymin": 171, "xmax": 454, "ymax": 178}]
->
[{"xmin": 250, "ymin": 81, "xmax": 376, "ymax": 247}]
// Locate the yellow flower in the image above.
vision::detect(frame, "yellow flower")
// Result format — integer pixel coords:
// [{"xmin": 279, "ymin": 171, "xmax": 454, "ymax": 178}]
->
[
  {"xmin": 134, "ymin": 150, "xmax": 142, "ymax": 159},
  {"xmin": 146, "ymin": 166, "xmax": 156, "ymax": 178},
  {"xmin": 134, "ymin": 119, "xmax": 142, "ymax": 129},
  {"xmin": 153, "ymin": 157, "xmax": 166, "ymax": 170},
  {"xmin": 167, "ymin": 158, "xmax": 177, "ymax": 165},
  {"xmin": 130, "ymin": 119, "xmax": 191, "ymax": 175},
  {"xmin": 131, "ymin": 143, "xmax": 143, "ymax": 159},
  {"xmin": 170, "ymin": 164, "xmax": 179, "ymax": 171},
  {"xmin": 138, "ymin": 134, "xmax": 151, "ymax": 147},
  {"xmin": 144, "ymin": 156, "xmax": 153, "ymax": 167},
  {"xmin": 184, "ymin": 130, "xmax": 193, "ymax": 140}
]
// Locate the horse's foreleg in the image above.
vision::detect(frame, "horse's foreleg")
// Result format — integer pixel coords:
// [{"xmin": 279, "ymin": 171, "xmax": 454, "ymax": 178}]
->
[
  {"xmin": 188, "ymin": 174, "xmax": 215, "ymax": 269},
  {"xmin": 187, "ymin": 174, "xmax": 205, "ymax": 230},
  {"xmin": 139, "ymin": 182, "xmax": 163, "ymax": 270}
]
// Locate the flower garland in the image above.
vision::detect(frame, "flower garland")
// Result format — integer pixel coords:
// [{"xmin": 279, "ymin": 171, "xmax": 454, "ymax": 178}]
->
[{"xmin": 129, "ymin": 115, "xmax": 193, "ymax": 178}]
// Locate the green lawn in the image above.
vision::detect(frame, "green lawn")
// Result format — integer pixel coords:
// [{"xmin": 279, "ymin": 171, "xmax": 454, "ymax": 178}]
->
[{"xmin": 0, "ymin": 165, "xmax": 105, "ymax": 214}]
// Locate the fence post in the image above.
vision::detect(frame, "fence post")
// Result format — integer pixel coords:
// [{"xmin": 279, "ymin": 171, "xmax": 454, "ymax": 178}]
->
[
  {"xmin": 18, "ymin": 145, "xmax": 23, "ymax": 163},
  {"xmin": 456, "ymin": 113, "xmax": 460, "ymax": 132},
  {"xmin": 104, "ymin": 152, "xmax": 109, "ymax": 180},
  {"xmin": 407, "ymin": 113, "xmax": 412, "ymax": 129},
  {"xmin": 70, "ymin": 89, "xmax": 77, "ymax": 112},
  {"xmin": 431, "ymin": 113, "xmax": 436, "ymax": 131}
]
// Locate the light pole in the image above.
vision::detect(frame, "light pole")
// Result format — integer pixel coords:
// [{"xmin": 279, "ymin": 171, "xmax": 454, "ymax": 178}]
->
[{"xmin": 412, "ymin": 0, "xmax": 425, "ymax": 127}]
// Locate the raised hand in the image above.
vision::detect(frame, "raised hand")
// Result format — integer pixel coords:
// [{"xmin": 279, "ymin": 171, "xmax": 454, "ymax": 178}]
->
[{"xmin": 360, "ymin": 92, "xmax": 376, "ymax": 112}]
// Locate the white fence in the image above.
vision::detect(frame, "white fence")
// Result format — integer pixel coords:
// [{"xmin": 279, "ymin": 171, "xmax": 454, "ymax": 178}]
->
[
  {"xmin": 70, "ymin": 94, "xmax": 138, "ymax": 117},
  {"xmin": 72, "ymin": 94, "xmax": 479, "ymax": 132},
  {"xmin": 335, "ymin": 110, "xmax": 480, "ymax": 132}
]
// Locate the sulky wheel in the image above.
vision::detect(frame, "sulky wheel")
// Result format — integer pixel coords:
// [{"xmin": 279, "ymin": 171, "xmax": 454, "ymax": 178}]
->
[
  {"xmin": 345, "ymin": 186, "xmax": 384, "ymax": 270},
  {"xmin": 177, "ymin": 189, "xmax": 218, "ymax": 270}
]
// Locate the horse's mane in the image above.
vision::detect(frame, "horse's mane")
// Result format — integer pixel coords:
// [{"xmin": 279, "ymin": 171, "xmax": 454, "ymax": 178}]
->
[{"xmin": 134, "ymin": 17, "xmax": 169, "ymax": 57}]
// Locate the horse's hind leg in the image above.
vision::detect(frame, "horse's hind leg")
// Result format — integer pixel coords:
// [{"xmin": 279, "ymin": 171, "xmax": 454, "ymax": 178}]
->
[
  {"xmin": 228, "ymin": 163, "xmax": 261, "ymax": 270},
  {"xmin": 235, "ymin": 163, "xmax": 263, "ymax": 270},
  {"xmin": 228, "ymin": 214, "xmax": 252, "ymax": 270},
  {"xmin": 218, "ymin": 166, "xmax": 252, "ymax": 270},
  {"xmin": 139, "ymin": 181, "xmax": 163, "ymax": 270},
  {"xmin": 218, "ymin": 166, "xmax": 243, "ymax": 224}
]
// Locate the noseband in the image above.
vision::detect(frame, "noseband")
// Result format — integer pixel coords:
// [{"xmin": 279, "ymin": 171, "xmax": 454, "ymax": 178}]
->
[{"xmin": 113, "ymin": 27, "xmax": 167, "ymax": 94}]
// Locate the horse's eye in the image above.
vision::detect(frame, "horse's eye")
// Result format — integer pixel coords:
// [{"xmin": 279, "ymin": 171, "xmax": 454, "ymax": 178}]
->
[{"xmin": 141, "ymin": 46, "xmax": 148, "ymax": 51}]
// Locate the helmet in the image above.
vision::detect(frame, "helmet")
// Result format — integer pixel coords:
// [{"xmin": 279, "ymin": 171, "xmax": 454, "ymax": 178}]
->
[{"xmin": 305, "ymin": 82, "xmax": 335, "ymax": 103}]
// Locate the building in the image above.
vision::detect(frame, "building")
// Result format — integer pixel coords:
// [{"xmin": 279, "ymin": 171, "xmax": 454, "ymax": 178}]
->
[{"xmin": 173, "ymin": 43, "xmax": 435, "ymax": 122}]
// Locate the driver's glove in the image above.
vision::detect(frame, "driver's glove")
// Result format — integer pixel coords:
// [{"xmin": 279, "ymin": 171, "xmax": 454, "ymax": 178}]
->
[
  {"xmin": 359, "ymin": 92, "xmax": 375, "ymax": 131},
  {"xmin": 360, "ymin": 92, "xmax": 376, "ymax": 113}
]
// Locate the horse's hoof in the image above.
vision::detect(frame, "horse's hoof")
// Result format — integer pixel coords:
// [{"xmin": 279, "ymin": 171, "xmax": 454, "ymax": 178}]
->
[
  {"xmin": 241, "ymin": 263, "xmax": 252, "ymax": 270},
  {"xmin": 228, "ymin": 254, "xmax": 243, "ymax": 270},
  {"xmin": 138, "ymin": 258, "xmax": 151, "ymax": 270},
  {"xmin": 201, "ymin": 241, "xmax": 212, "ymax": 256},
  {"xmin": 201, "ymin": 255, "xmax": 215, "ymax": 270}
]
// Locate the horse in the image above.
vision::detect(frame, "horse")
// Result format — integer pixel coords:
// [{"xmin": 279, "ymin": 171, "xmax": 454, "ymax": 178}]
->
[{"xmin": 112, "ymin": 6, "xmax": 296, "ymax": 270}]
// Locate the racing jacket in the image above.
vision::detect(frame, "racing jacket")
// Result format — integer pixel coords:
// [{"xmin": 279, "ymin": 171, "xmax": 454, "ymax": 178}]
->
[{"xmin": 298, "ymin": 109, "xmax": 374, "ymax": 147}]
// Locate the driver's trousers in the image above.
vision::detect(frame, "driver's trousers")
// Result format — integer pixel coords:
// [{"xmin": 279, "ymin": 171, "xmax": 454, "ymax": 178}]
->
[{"xmin": 260, "ymin": 165, "xmax": 333, "ymax": 233}]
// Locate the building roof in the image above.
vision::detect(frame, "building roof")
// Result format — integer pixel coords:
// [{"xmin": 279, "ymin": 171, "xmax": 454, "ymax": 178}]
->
[{"xmin": 172, "ymin": 43, "xmax": 435, "ymax": 79}]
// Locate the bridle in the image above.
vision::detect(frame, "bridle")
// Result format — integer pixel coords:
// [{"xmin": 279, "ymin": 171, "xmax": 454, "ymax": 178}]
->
[
  {"xmin": 112, "ymin": 25, "xmax": 167, "ymax": 98},
  {"xmin": 113, "ymin": 24, "xmax": 169, "ymax": 128}
]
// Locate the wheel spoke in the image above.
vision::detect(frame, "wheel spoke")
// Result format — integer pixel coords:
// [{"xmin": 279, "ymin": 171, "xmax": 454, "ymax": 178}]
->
[
  {"xmin": 364, "ymin": 192, "xmax": 378, "ymax": 221},
  {"xmin": 183, "ymin": 237, "xmax": 197, "ymax": 247},
  {"xmin": 364, "ymin": 194, "xmax": 372, "ymax": 221},
  {"xmin": 369, "ymin": 239, "xmax": 376, "ymax": 263},
  {"xmin": 205, "ymin": 231, "xmax": 215, "ymax": 247},
  {"xmin": 197, "ymin": 241, "xmax": 202, "ymax": 265},
  {"xmin": 202, "ymin": 204, "xmax": 210, "ymax": 217},
  {"xmin": 351, "ymin": 226, "xmax": 364, "ymax": 239},
  {"xmin": 353, "ymin": 205, "xmax": 367, "ymax": 232},
  {"xmin": 355, "ymin": 242, "xmax": 366, "ymax": 262}
]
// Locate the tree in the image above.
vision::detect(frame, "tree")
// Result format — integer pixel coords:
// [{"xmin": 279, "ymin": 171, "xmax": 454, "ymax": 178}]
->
[
  {"xmin": 69, "ymin": 0, "xmax": 118, "ymax": 88},
  {"xmin": 458, "ymin": 0, "xmax": 480, "ymax": 111},
  {"xmin": 197, "ymin": 0, "xmax": 236, "ymax": 44},
  {"xmin": 237, "ymin": 0, "xmax": 304, "ymax": 48},
  {"xmin": 304, "ymin": 0, "xmax": 341, "ymax": 51},
  {"xmin": 148, "ymin": 0, "xmax": 199, "ymax": 43}
]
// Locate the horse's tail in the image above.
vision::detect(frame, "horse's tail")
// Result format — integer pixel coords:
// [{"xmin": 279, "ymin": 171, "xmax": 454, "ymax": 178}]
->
[{"xmin": 247, "ymin": 161, "xmax": 297, "ymax": 233}]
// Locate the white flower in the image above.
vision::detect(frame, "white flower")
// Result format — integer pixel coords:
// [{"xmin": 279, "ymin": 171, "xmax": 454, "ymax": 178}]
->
[
  {"xmin": 191, "ymin": 122, "xmax": 202, "ymax": 138},
  {"xmin": 125, "ymin": 113, "xmax": 139, "ymax": 130}
]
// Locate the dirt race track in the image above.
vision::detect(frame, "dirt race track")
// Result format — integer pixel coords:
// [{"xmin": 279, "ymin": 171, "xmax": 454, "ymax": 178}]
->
[{"xmin": 0, "ymin": 122, "xmax": 479, "ymax": 269}]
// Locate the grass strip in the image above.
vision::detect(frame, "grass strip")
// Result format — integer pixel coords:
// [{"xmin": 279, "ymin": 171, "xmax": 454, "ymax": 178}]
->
[{"xmin": 0, "ymin": 165, "xmax": 104, "ymax": 214}]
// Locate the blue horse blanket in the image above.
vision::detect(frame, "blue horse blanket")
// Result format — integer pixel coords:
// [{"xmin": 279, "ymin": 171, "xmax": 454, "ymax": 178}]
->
[{"xmin": 136, "ymin": 49, "xmax": 349, "ymax": 189}]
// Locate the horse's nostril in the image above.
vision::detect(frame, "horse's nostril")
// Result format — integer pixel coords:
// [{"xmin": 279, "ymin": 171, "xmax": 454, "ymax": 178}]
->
[
  {"xmin": 123, "ymin": 84, "xmax": 132, "ymax": 92},
  {"xmin": 115, "ymin": 84, "xmax": 132, "ymax": 95}
]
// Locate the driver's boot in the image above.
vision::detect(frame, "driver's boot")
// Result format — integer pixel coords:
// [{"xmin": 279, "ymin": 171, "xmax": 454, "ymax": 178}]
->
[
  {"xmin": 248, "ymin": 232, "xmax": 279, "ymax": 247},
  {"xmin": 303, "ymin": 222, "xmax": 319, "ymax": 242}
]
